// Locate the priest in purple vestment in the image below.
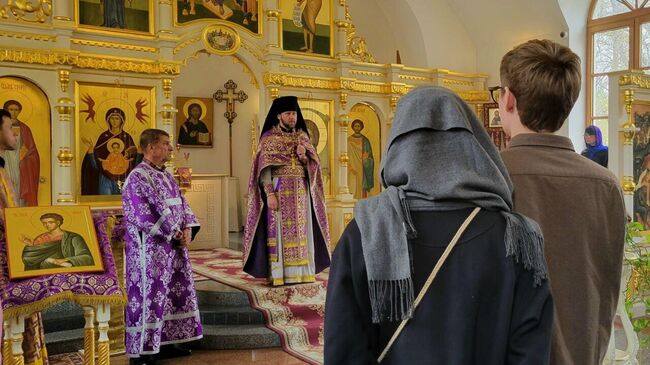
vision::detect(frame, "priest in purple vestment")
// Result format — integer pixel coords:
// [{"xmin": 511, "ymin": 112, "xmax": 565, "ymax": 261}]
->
[
  {"xmin": 243, "ymin": 96, "xmax": 330, "ymax": 286},
  {"xmin": 122, "ymin": 129, "xmax": 202, "ymax": 365}
]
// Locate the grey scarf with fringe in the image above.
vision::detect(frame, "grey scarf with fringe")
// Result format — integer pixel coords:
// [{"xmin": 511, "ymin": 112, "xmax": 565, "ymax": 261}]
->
[{"xmin": 355, "ymin": 86, "xmax": 547, "ymax": 324}]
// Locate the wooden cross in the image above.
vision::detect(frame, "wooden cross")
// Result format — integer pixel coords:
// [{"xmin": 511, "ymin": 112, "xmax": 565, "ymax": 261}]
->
[{"xmin": 213, "ymin": 79, "xmax": 248, "ymax": 176}]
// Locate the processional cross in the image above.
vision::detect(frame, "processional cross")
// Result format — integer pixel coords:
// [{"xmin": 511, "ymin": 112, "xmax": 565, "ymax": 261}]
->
[{"xmin": 214, "ymin": 79, "xmax": 248, "ymax": 176}]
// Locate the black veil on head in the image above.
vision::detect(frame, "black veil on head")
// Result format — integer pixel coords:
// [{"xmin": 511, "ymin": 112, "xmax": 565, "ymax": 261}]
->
[{"xmin": 260, "ymin": 96, "xmax": 308, "ymax": 139}]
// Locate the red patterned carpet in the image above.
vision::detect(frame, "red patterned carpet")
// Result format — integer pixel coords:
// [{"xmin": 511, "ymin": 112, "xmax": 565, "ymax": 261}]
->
[
  {"xmin": 189, "ymin": 248, "xmax": 327, "ymax": 365},
  {"xmin": 49, "ymin": 352, "xmax": 83, "ymax": 365}
]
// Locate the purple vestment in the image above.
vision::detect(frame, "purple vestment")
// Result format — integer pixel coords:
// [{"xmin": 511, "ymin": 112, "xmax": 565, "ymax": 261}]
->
[
  {"xmin": 122, "ymin": 162, "xmax": 202, "ymax": 357},
  {"xmin": 243, "ymin": 127, "xmax": 330, "ymax": 284}
]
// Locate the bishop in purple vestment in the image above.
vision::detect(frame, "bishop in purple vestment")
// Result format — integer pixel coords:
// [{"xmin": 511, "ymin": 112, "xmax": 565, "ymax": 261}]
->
[
  {"xmin": 122, "ymin": 129, "xmax": 201, "ymax": 365},
  {"xmin": 243, "ymin": 96, "xmax": 330, "ymax": 286}
]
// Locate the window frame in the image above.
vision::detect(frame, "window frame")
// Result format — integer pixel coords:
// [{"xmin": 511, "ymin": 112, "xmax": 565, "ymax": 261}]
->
[{"xmin": 587, "ymin": 1, "xmax": 650, "ymax": 130}]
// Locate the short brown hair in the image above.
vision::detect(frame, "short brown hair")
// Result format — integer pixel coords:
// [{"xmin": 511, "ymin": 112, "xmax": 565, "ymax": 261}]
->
[
  {"xmin": 500, "ymin": 39, "xmax": 581, "ymax": 132},
  {"xmin": 139, "ymin": 128, "xmax": 170, "ymax": 151},
  {"xmin": 40, "ymin": 213, "xmax": 63, "ymax": 225}
]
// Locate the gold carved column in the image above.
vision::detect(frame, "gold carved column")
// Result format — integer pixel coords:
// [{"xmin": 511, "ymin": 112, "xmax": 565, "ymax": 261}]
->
[
  {"xmin": 157, "ymin": 0, "xmax": 174, "ymax": 35},
  {"xmin": 55, "ymin": 70, "xmax": 75, "ymax": 204},
  {"xmin": 52, "ymin": 0, "xmax": 73, "ymax": 23},
  {"xmin": 334, "ymin": 1, "xmax": 351, "ymax": 59},
  {"xmin": 265, "ymin": 0, "xmax": 280, "ymax": 49}
]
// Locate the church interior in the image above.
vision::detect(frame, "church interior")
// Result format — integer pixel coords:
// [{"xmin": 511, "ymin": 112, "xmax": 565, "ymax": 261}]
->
[{"xmin": 0, "ymin": 0, "xmax": 649, "ymax": 364}]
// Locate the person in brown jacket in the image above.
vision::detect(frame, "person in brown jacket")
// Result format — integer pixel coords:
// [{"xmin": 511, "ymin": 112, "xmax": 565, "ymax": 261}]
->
[{"xmin": 496, "ymin": 39, "xmax": 627, "ymax": 365}]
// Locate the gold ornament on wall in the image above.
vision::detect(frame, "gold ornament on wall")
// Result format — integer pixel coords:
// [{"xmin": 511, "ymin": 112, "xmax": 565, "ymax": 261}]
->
[
  {"xmin": 622, "ymin": 89, "xmax": 636, "ymax": 145},
  {"xmin": 202, "ymin": 24, "xmax": 241, "ymax": 56},
  {"xmin": 159, "ymin": 103, "xmax": 177, "ymax": 125},
  {"xmin": 57, "ymin": 147, "xmax": 74, "ymax": 167},
  {"xmin": 55, "ymin": 97, "xmax": 74, "ymax": 119},
  {"xmin": 622, "ymin": 176, "xmax": 636, "ymax": 195},
  {"xmin": 58, "ymin": 70, "xmax": 70, "ymax": 92},
  {"xmin": 0, "ymin": 0, "xmax": 52, "ymax": 23},
  {"xmin": 162, "ymin": 78, "xmax": 172, "ymax": 99},
  {"xmin": 269, "ymin": 87, "xmax": 279, "ymax": 100},
  {"xmin": 339, "ymin": 92, "xmax": 348, "ymax": 110},
  {"xmin": 343, "ymin": 5, "xmax": 375, "ymax": 63},
  {"xmin": 339, "ymin": 152, "xmax": 349, "ymax": 166}
]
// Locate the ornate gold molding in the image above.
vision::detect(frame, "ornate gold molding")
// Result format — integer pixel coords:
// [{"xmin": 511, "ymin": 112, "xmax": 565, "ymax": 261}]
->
[
  {"xmin": 443, "ymin": 78, "xmax": 474, "ymax": 87},
  {"xmin": 173, "ymin": 35, "xmax": 201, "ymax": 55},
  {"xmin": 350, "ymin": 69, "xmax": 385, "ymax": 77},
  {"xmin": 264, "ymin": 72, "xmax": 339, "ymax": 90},
  {"xmin": 262, "ymin": 72, "xmax": 487, "ymax": 102},
  {"xmin": 343, "ymin": 5, "xmax": 375, "ymax": 63},
  {"xmin": 0, "ymin": 47, "xmax": 182, "ymax": 75},
  {"xmin": 399, "ymin": 74, "xmax": 430, "ymax": 82},
  {"xmin": 53, "ymin": 15, "xmax": 71, "ymax": 21},
  {"xmin": 280, "ymin": 62, "xmax": 336, "ymax": 72},
  {"xmin": 455, "ymin": 90, "xmax": 490, "ymax": 103},
  {"xmin": 344, "ymin": 213, "xmax": 353, "ymax": 227},
  {"xmin": 619, "ymin": 73, "xmax": 650, "ymax": 89},
  {"xmin": 0, "ymin": 30, "xmax": 55, "ymax": 42},
  {"xmin": 76, "ymin": 54, "xmax": 181, "ymax": 74},
  {"xmin": 71, "ymin": 39, "xmax": 158, "ymax": 53},
  {"xmin": 0, "ymin": 0, "xmax": 52, "ymax": 23},
  {"xmin": 334, "ymin": 20, "xmax": 352, "ymax": 29}
]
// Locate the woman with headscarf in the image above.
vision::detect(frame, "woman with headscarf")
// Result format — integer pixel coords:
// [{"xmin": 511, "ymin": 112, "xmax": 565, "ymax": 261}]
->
[
  {"xmin": 581, "ymin": 125, "xmax": 608, "ymax": 168},
  {"xmin": 324, "ymin": 87, "xmax": 553, "ymax": 364}
]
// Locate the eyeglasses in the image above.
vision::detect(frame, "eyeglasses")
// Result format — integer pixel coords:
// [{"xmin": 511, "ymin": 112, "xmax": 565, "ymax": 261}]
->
[{"xmin": 488, "ymin": 86, "xmax": 504, "ymax": 104}]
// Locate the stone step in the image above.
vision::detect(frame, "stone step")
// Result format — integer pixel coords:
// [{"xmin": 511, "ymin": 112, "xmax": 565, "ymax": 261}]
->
[
  {"xmin": 195, "ymin": 281, "xmax": 250, "ymax": 307},
  {"xmin": 193, "ymin": 324, "xmax": 280, "ymax": 350},
  {"xmin": 44, "ymin": 328, "xmax": 84, "ymax": 355},
  {"xmin": 45, "ymin": 324, "xmax": 280, "ymax": 355},
  {"xmin": 42, "ymin": 303, "xmax": 263, "ymax": 334},
  {"xmin": 199, "ymin": 304, "xmax": 264, "ymax": 326}
]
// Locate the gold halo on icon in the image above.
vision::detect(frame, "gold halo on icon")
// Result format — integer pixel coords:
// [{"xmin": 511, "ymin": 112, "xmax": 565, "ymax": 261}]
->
[
  {"xmin": 30, "ymin": 208, "xmax": 71, "ymax": 231},
  {"xmin": 183, "ymin": 99, "xmax": 207, "ymax": 120}
]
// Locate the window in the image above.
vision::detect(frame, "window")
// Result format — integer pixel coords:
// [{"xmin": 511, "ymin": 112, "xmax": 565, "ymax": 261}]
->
[{"xmin": 588, "ymin": 0, "xmax": 650, "ymax": 144}]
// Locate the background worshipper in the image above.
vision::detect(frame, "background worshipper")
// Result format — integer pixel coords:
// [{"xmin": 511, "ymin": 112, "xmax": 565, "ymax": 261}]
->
[
  {"xmin": 581, "ymin": 125, "xmax": 608, "ymax": 168},
  {"xmin": 243, "ymin": 96, "xmax": 330, "ymax": 286},
  {"xmin": 21, "ymin": 213, "xmax": 95, "ymax": 270},
  {"xmin": 325, "ymin": 87, "xmax": 553, "ymax": 364},
  {"xmin": 0, "ymin": 108, "xmax": 47, "ymax": 365},
  {"xmin": 498, "ymin": 39, "xmax": 626, "ymax": 365},
  {"xmin": 122, "ymin": 128, "xmax": 202, "ymax": 365},
  {"xmin": 2, "ymin": 99, "xmax": 40, "ymax": 207}
]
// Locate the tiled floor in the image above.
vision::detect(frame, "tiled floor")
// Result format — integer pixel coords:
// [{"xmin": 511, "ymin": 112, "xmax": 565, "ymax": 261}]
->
[{"xmin": 110, "ymin": 349, "xmax": 308, "ymax": 365}]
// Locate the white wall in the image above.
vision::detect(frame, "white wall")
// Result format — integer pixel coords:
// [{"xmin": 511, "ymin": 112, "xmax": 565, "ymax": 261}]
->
[
  {"xmin": 173, "ymin": 52, "xmax": 259, "ymax": 209},
  {"xmin": 348, "ymin": 0, "xmax": 477, "ymax": 72},
  {"xmin": 557, "ymin": 0, "xmax": 590, "ymax": 148}
]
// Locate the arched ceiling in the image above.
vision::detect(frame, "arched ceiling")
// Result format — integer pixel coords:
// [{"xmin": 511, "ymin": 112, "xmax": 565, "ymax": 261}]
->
[{"xmin": 349, "ymin": 0, "xmax": 576, "ymax": 79}]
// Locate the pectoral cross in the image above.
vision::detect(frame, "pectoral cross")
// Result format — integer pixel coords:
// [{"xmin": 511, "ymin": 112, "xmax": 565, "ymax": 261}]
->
[{"xmin": 214, "ymin": 79, "xmax": 248, "ymax": 176}]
